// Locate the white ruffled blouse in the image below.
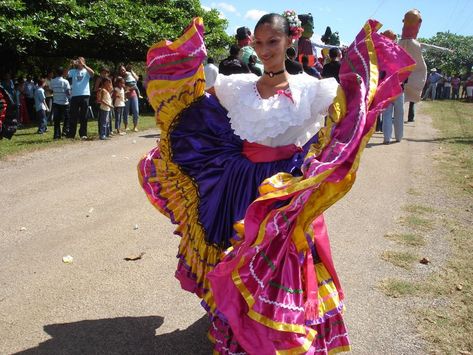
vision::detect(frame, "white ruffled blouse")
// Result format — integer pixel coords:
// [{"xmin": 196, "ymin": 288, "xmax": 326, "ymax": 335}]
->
[{"xmin": 213, "ymin": 73, "xmax": 339, "ymax": 147}]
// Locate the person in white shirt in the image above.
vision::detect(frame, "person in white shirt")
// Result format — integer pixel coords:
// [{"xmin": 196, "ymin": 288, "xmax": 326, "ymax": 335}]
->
[
  {"xmin": 34, "ymin": 79, "xmax": 49, "ymax": 134},
  {"xmin": 50, "ymin": 67, "xmax": 71, "ymax": 139},
  {"xmin": 113, "ymin": 77, "xmax": 127, "ymax": 134},
  {"xmin": 204, "ymin": 57, "xmax": 219, "ymax": 89}
]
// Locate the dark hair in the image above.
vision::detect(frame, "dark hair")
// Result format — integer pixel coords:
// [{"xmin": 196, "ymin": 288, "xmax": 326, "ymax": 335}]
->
[
  {"xmin": 230, "ymin": 44, "xmax": 241, "ymax": 56},
  {"xmin": 236, "ymin": 27, "xmax": 251, "ymax": 40},
  {"xmin": 207, "ymin": 57, "xmax": 215, "ymax": 64},
  {"xmin": 37, "ymin": 79, "xmax": 45, "ymax": 86},
  {"xmin": 248, "ymin": 55, "xmax": 257, "ymax": 64},
  {"xmin": 55, "ymin": 67, "xmax": 64, "ymax": 77},
  {"xmin": 100, "ymin": 67, "xmax": 110, "ymax": 73},
  {"xmin": 255, "ymin": 13, "xmax": 290, "ymax": 37},
  {"xmin": 100, "ymin": 77, "xmax": 112, "ymax": 88},
  {"xmin": 329, "ymin": 47, "xmax": 341, "ymax": 59},
  {"xmin": 115, "ymin": 76, "xmax": 125, "ymax": 85}
]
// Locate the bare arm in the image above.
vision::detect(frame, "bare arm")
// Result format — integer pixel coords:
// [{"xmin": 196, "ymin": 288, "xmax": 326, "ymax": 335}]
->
[
  {"xmin": 206, "ymin": 86, "xmax": 216, "ymax": 96},
  {"xmin": 78, "ymin": 57, "xmax": 95, "ymax": 76},
  {"xmin": 420, "ymin": 42, "xmax": 454, "ymax": 53}
]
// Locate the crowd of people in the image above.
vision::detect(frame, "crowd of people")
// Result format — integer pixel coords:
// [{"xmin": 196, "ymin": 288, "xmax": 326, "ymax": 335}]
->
[
  {"xmin": 205, "ymin": 36, "xmax": 343, "ymax": 84},
  {"xmin": 423, "ymin": 68, "xmax": 473, "ymax": 101},
  {"xmin": 0, "ymin": 58, "xmax": 147, "ymax": 140}
]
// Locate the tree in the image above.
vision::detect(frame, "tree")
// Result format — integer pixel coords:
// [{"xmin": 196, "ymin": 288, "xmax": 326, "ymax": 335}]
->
[
  {"xmin": 0, "ymin": 0, "xmax": 232, "ymax": 73},
  {"xmin": 419, "ymin": 32, "xmax": 473, "ymax": 75}
]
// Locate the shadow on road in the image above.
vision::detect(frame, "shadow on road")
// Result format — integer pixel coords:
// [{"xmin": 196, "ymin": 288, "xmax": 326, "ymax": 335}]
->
[
  {"xmin": 15, "ymin": 315, "xmax": 211, "ymax": 355},
  {"xmin": 139, "ymin": 133, "xmax": 161, "ymax": 139}
]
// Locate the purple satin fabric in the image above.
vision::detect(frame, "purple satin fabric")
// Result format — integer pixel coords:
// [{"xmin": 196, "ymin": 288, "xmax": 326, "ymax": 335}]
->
[{"xmin": 170, "ymin": 93, "xmax": 317, "ymax": 247}]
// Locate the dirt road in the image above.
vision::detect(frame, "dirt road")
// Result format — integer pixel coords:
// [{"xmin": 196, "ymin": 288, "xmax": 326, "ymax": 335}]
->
[{"xmin": 0, "ymin": 111, "xmax": 437, "ymax": 354}]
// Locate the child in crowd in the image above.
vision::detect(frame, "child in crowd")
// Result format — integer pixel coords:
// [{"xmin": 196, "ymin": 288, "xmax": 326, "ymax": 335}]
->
[
  {"xmin": 113, "ymin": 77, "xmax": 127, "ymax": 135},
  {"xmin": 34, "ymin": 79, "xmax": 49, "ymax": 134},
  {"xmin": 97, "ymin": 78, "xmax": 113, "ymax": 140},
  {"xmin": 124, "ymin": 64, "xmax": 142, "ymax": 98}
]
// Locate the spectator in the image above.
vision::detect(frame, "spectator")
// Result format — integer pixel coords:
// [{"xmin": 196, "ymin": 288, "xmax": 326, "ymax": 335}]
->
[
  {"xmin": 50, "ymin": 67, "xmax": 71, "ymax": 139},
  {"xmin": 44, "ymin": 70, "xmax": 54, "ymax": 123},
  {"xmin": 113, "ymin": 77, "xmax": 127, "ymax": 135},
  {"xmin": 460, "ymin": 75, "xmax": 468, "ymax": 99},
  {"xmin": 218, "ymin": 45, "xmax": 250, "ymax": 76},
  {"xmin": 236, "ymin": 26, "xmax": 264, "ymax": 74},
  {"xmin": 24, "ymin": 76, "xmax": 36, "ymax": 123},
  {"xmin": 451, "ymin": 74, "xmax": 461, "ymax": 99},
  {"xmin": 124, "ymin": 64, "xmax": 142, "ymax": 98},
  {"xmin": 466, "ymin": 73, "xmax": 473, "ymax": 102},
  {"xmin": 443, "ymin": 75, "xmax": 451, "ymax": 99},
  {"xmin": 68, "ymin": 56, "xmax": 94, "ymax": 139},
  {"xmin": 93, "ymin": 67, "xmax": 110, "ymax": 118},
  {"xmin": 248, "ymin": 55, "xmax": 262, "ymax": 76},
  {"xmin": 435, "ymin": 70, "xmax": 444, "ymax": 99},
  {"xmin": 301, "ymin": 55, "xmax": 321, "ymax": 78},
  {"xmin": 204, "ymin": 57, "xmax": 219, "ymax": 88},
  {"xmin": 15, "ymin": 79, "xmax": 30, "ymax": 125},
  {"xmin": 422, "ymin": 68, "xmax": 442, "ymax": 100},
  {"xmin": 119, "ymin": 65, "xmax": 140, "ymax": 131},
  {"xmin": 322, "ymin": 47, "xmax": 341, "ymax": 82},
  {"xmin": 285, "ymin": 47, "xmax": 303, "ymax": 75},
  {"xmin": 34, "ymin": 79, "xmax": 49, "ymax": 134},
  {"xmin": 97, "ymin": 77, "xmax": 113, "ymax": 140}
]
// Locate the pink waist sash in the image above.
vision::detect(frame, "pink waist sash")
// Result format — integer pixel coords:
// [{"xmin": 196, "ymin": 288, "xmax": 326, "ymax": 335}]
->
[{"xmin": 242, "ymin": 140, "xmax": 302, "ymax": 163}]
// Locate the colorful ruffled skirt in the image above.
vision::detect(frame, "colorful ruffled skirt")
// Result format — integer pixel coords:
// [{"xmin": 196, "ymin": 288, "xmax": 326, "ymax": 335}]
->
[{"xmin": 138, "ymin": 18, "xmax": 414, "ymax": 354}]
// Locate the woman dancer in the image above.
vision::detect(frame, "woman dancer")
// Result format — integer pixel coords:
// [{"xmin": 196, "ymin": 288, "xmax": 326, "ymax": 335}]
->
[{"xmin": 139, "ymin": 12, "xmax": 414, "ymax": 354}]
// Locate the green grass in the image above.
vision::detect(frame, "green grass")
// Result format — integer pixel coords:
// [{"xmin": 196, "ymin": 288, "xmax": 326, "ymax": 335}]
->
[
  {"xmin": 414, "ymin": 101, "xmax": 473, "ymax": 353},
  {"xmin": 384, "ymin": 233, "xmax": 425, "ymax": 247},
  {"xmin": 400, "ymin": 215, "xmax": 433, "ymax": 230},
  {"xmin": 378, "ymin": 278, "xmax": 419, "ymax": 298},
  {"xmin": 421, "ymin": 100, "xmax": 473, "ymax": 197},
  {"xmin": 0, "ymin": 113, "xmax": 157, "ymax": 160},
  {"xmin": 402, "ymin": 204, "xmax": 436, "ymax": 214},
  {"xmin": 381, "ymin": 250, "xmax": 418, "ymax": 270}
]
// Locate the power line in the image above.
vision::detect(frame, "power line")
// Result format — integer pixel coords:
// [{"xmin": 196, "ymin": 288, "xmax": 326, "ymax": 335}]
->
[{"xmin": 369, "ymin": 0, "xmax": 387, "ymax": 19}]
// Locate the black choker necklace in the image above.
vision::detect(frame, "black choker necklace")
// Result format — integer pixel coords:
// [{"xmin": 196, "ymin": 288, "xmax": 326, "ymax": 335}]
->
[{"xmin": 264, "ymin": 69, "xmax": 285, "ymax": 78}]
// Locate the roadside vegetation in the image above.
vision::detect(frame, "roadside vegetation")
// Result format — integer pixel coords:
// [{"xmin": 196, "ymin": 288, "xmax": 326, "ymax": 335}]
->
[
  {"xmin": 0, "ymin": 114, "xmax": 157, "ymax": 160},
  {"xmin": 378, "ymin": 100, "xmax": 472, "ymax": 353}
]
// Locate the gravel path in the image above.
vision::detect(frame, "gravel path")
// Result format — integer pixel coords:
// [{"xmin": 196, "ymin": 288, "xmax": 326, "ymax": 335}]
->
[{"xmin": 0, "ymin": 109, "xmax": 437, "ymax": 354}]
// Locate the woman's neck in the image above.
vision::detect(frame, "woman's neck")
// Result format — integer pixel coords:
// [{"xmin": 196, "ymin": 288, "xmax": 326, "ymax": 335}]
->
[
  {"xmin": 257, "ymin": 71, "xmax": 290, "ymax": 99},
  {"xmin": 260, "ymin": 70, "xmax": 290, "ymax": 85}
]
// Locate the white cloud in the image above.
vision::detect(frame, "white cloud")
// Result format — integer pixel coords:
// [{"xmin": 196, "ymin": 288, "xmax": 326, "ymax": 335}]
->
[
  {"xmin": 218, "ymin": 12, "xmax": 226, "ymax": 20},
  {"xmin": 201, "ymin": 5, "xmax": 211, "ymax": 11},
  {"xmin": 244, "ymin": 9, "xmax": 267, "ymax": 21},
  {"xmin": 216, "ymin": 2, "xmax": 237, "ymax": 13}
]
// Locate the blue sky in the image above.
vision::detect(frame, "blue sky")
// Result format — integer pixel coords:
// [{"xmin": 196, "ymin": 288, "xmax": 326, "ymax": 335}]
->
[{"xmin": 201, "ymin": 0, "xmax": 473, "ymax": 45}]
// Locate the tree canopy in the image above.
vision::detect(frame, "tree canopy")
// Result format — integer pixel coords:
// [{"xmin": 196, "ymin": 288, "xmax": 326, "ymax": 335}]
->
[
  {"xmin": 419, "ymin": 32, "xmax": 473, "ymax": 75},
  {"xmin": 0, "ymin": 0, "xmax": 232, "ymax": 72}
]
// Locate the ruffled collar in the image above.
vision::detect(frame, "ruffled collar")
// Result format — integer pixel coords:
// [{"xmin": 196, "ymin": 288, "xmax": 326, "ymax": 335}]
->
[{"xmin": 221, "ymin": 74, "xmax": 316, "ymax": 143}]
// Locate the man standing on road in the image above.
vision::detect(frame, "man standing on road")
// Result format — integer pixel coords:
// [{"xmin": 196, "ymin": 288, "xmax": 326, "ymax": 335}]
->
[
  {"xmin": 68, "ymin": 57, "xmax": 94, "ymax": 139},
  {"xmin": 51, "ymin": 67, "xmax": 71, "ymax": 140},
  {"xmin": 422, "ymin": 68, "xmax": 443, "ymax": 101}
]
